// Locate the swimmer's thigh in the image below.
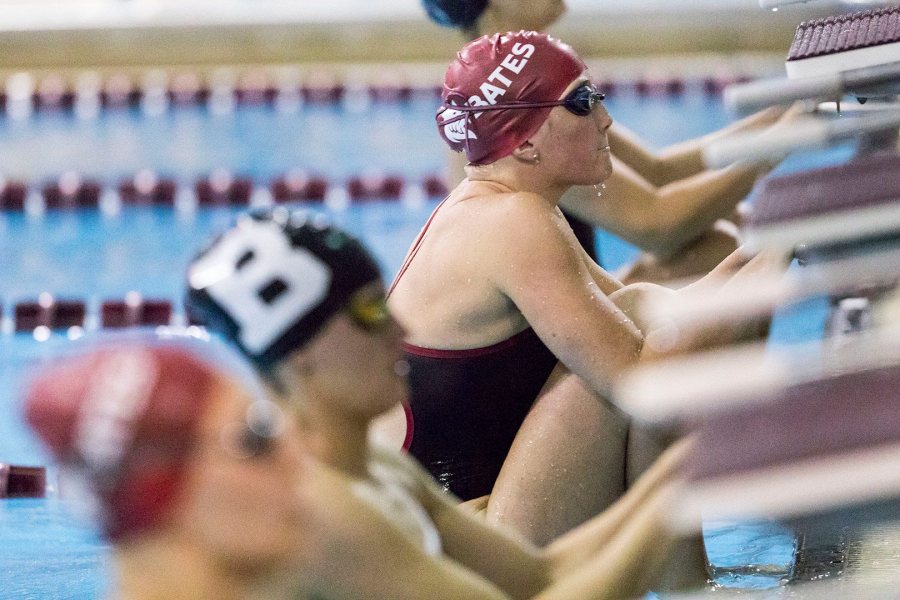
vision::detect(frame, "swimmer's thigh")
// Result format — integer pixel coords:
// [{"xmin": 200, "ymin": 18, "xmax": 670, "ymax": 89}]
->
[{"xmin": 487, "ymin": 364, "xmax": 629, "ymax": 545}]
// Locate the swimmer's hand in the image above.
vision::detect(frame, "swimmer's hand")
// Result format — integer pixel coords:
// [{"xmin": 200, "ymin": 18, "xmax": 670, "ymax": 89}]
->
[
  {"xmin": 616, "ymin": 248, "xmax": 790, "ymax": 361},
  {"xmin": 609, "ymin": 282, "xmax": 676, "ymax": 335}
]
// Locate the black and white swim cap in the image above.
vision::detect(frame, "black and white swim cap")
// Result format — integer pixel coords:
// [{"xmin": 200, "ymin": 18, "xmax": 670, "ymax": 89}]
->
[{"xmin": 186, "ymin": 208, "xmax": 382, "ymax": 370}]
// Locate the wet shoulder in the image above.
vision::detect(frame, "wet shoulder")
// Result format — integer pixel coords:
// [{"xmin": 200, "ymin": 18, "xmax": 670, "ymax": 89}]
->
[
  {"xmin": 452, "ymin": 191, "xmax": 558, "ymax": 233},
  {"xmin": 493, "ymin": 192, "xmax": 570, "ymax": 242}
]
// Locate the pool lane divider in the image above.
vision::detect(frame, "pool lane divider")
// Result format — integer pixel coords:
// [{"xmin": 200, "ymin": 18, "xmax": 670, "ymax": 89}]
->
[
  {"xmin": 0, "ymin": 464, "xmax": 46, "ymax": 499},
  {"xmin": 0, "ymin": 171, "xmax": 450, "ymax": 213},
  {"xmin": 4, "ymin": 292, "xmax": 178, "ymax": 338},
  {"xmin": 0, "ymin": 69, "xmax": 751, "ymax": 120},
  {"xmin": 3, "ymin": 291, "xmax": 230, "ymax": 338}
]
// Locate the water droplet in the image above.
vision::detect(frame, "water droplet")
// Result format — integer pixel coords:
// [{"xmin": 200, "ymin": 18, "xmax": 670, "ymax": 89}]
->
[{"xmin": 594, "ymin": 182, "xmax": 607, "ymax": 198}]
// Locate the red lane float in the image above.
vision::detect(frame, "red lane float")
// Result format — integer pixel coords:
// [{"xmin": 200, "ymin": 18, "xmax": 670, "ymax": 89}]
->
[
  {"xmin": 0, "ymin": 172, "xmax": 479, "ymax": 211},
  {"xmin": 236, "ymin": 71, "xmax": 277, "ymax": 105},
  {"xmin": 6, "ymin": 69, "xmax": 765, "ymax": 116},
  {"xmin": 196, "ymin": 169, "xmax": 253, "ymax": 206},
  {"xmin": 119, "ymin": 170, "xmax": 178, "ymax": 206},
  {"xmin": 347, "ymin": 174, "xmax": 404, "ymax": 201},
  {"xmin": 272, "ymin": 171, "xmax": 328, "ymax": 203},
  {"xmin": 101, "ymin": 73, "xmax": 141, "ymax": 109},
  {"xmin": 43, "ymin": 172, "xmax": 101, "ymax": 209},
  {"xmin": 168, "ymin": 72, "xmax": 208, "ymax": 106},
  {"xmin": 422, "ymin": 175, "xmax": 449, "ymax": 198},
  {"xmin": 14, "ymin": 294, "xmax": 86, "ymax": 331},
  {"xmin": 35, "ymin": 74, "xmax": 75, "ymax": 111},
  {"xmin": 101, "ymin": 293, "xmax": 173, "ymax": 328},
  {"xmin": 635, "ymin": 77, "xmax": 685, "ymax": 97},
  {"xmin": 0, "ymin": 464, "xmax": 46, "ymax": 498},
  {"xmin": 302, "ymin": 72, "xmax": 345, "ymax": 104},
  {"xmin": 0, "ymin": 179, "xmax": 27, "ymax": 211}
]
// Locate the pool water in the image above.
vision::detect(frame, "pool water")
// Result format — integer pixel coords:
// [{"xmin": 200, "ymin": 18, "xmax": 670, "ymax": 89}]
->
[{"xmin": 0, "ymin": 91, "xmax": 852, "ymax": 598}]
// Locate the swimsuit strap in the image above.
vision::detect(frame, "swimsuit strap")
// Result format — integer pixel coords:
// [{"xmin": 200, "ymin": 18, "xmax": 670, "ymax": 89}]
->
[{"xmin": 387, "ymin": 197, "xmax": 448, "ymax": 298}]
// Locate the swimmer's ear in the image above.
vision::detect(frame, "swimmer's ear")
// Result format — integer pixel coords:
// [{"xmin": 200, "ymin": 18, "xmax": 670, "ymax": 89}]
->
[{"xmin": 511, "ymin": 140, "xmax": 541, "ymax": 165}]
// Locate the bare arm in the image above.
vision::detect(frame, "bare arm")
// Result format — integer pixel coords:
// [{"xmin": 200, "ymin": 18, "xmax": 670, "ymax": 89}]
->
[
  {"xmin": 560, "ymin": 156, "xmax": 768, "ymax": 259},
  {"xmin": 611, "ymin": 247, "xmax": 791, "ymax": 358},
  {"xmin": 297, "ymin": 465, "xmax": 511, "ymax": 600},
  {"xmin": 411, "ymin": 434, "xmax": 691, "ymax": 600},
  {"xmin": 562, "ymin": 106, "xmax": 800, "ymax": 259},
  {"xmin": 409, "ymin": 460, "xmax": 552, "ymax": 600},
  {"xmin": 533, "ymin": 481, "xmax": 682, "ymax": 600},
  {"xmin": 606, "ymin": 107, "xmax": 786, "ymax": 185},
  {"xmin": 493, "ymin": 195, "xmax": 643, "ymax": 397}
]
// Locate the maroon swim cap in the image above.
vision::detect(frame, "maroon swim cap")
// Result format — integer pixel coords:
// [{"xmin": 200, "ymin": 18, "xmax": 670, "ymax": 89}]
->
[
  {"xmin": 436, "ymin": 31, "xmax": 586, "ymax": 165},
  {"xmin": 25, "ymin": 345, "xmax": 216, "ymax": 540}
]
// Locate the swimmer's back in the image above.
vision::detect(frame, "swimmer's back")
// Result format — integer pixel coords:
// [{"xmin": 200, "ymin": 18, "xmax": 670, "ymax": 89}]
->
[{"xmin": 390, "ymin": 180, "xmax": 573, "ymax": 349}]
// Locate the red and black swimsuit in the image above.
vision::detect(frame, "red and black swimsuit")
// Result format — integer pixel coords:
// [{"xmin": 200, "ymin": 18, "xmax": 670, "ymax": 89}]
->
[
  {"xmin": 401, "ymin": 329, "xmax": 557, "ymax": 500},
  {"xmin": 388, "ymin": 199, "xmax": 567, "ymax": 500}
]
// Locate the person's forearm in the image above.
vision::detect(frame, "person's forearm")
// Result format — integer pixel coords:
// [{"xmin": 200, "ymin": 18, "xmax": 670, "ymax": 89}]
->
[
  {"xmin": 421, "ymin": 482, "xmax": 551, "ymax": 600},
  {"xmin": 609, "ymin": 107, "xmax": 785, "ymax": 186},
  {"xmin": 537, "ymin": 483, "xmax": 681, "ymax": 600},
  {"xmin": 436, "ymin": 510, "xmax": 552, "ymax": 600},
  {"xmin": 560, "ymin": 158, "xmax": 767, "ymax": 259},
  {"xmin": 645, "ymin": 161, "xmax": 769, "ymax": 258},
  {"xmin": 608, "ymin": 124, "xmax": 705, "ymax": 187},
  {"xmin": 637, "ymin": 248, "xmax": 788, "ymax": 358}
]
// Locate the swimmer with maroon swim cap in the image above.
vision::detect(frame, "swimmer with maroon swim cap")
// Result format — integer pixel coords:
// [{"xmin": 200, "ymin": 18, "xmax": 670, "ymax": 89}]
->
[
  {"xmin": 389, "ymin": 31, "xmax": 789, "ymax": 553},
  {"xmin": 424, "ymin": 2, "xmax": 796, "ymax": 286},
  {"xmin": 23, "ymin": 342, "xmax": 310, "ymax": 599},
  {"xmin": 436, "ymin": 31, "xmax": 589, "ymax": 165}
]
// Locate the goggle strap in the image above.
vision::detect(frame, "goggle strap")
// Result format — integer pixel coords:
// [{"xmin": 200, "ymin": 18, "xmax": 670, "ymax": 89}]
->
[{"xmin": 437, "ymin": 92, "xmax": 605, "ymax": 119}]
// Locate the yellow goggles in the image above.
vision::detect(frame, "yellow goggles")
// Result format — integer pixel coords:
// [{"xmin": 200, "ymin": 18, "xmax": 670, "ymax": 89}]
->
[{"xmin": 346, "ymin": 291, "xmax": 391, "ymax": 332}]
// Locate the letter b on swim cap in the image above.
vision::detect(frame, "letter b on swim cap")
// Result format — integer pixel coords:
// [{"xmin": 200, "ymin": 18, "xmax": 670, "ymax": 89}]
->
[{"xmin": 188, "ymin": 220, "xmax": 331, "ymax": 354}]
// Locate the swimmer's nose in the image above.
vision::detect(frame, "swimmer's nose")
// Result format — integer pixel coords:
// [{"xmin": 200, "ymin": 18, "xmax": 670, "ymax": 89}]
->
[{"xmin": 596, "ymin": 104, "xmax": 613, "ymax": 131}]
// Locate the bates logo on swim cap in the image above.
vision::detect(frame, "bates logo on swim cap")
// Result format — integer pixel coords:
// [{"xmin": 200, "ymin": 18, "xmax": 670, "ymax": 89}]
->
[
  {"xmin": 437, "ymin": 31, "xmax": 586, "ymax": 165},
  {"xmin": 75, "ymin": 350, "xmax": 158, "ymax": 473},
  {"xmin": 440, "ymin": 105, "xmax": 478, "ymax": 145}
]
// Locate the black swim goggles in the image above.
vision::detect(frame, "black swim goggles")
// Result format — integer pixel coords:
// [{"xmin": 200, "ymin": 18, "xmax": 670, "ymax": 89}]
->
[{"xmin": 438, "ymin": 83, "xmax": 605, "ymax": 125}]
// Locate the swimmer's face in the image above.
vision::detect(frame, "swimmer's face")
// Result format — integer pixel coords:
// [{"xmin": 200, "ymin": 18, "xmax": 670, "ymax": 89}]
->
[
  {"xmin": 287, "ymin": 281, "xmax": 408, "ymax": 420},
  {"xmin": 482, "ymin": 0, "xmax": 566, "ymax": 33},
  {"xmin": 532, "ymin": 74, "xmax": 614, "ymax": 186},
  {"xmin": 174, "ymin": 375, "xmax": 307, "ymax": 574}
]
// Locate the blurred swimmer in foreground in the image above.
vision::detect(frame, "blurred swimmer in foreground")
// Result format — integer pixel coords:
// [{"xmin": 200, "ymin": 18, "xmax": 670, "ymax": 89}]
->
[
  {"xmin": 423, "ymin": 0, "xmax": 790, "ymax": 283},
  {"xmin": 184, "ymin": 209, "xmax": 699, "ymax": 598},
  {"xmin": 387, "ymin": 31, "xmax": 785, "ymax": 549},
  {"xmin": 24, "ymin": 343, "xmax": 308, "ymax": 599}
]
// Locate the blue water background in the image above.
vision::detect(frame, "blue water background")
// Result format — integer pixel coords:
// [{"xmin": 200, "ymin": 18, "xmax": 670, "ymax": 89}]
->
[{"xmin": 0, "ymin": 93, "xmax": 853, "ymax": 598}]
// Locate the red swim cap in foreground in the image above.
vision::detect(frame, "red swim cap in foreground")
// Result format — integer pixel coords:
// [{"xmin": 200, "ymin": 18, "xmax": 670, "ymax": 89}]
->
[
  {"xmin": 24, "ymin": 345, "xmax": 216, "ymax": 540},
  {"xmin": 436, "ymin": 31, "xmax": 586, "ymax": 165}
]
